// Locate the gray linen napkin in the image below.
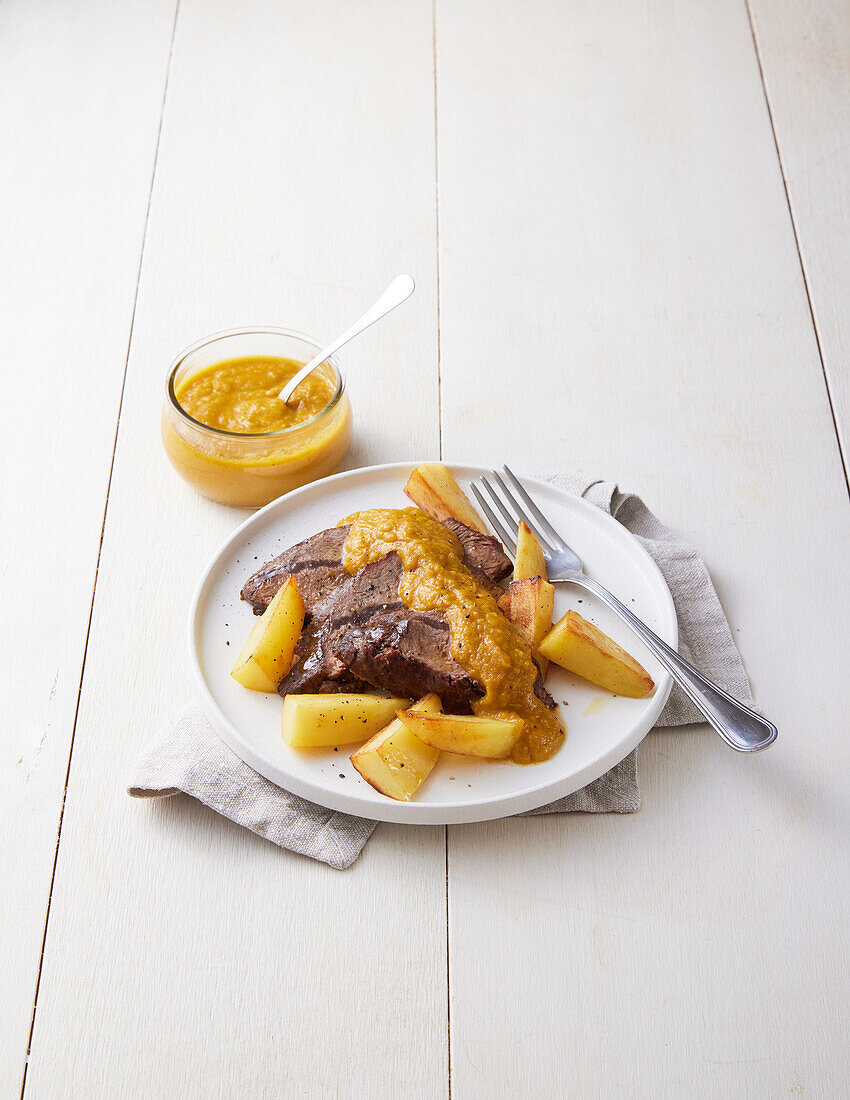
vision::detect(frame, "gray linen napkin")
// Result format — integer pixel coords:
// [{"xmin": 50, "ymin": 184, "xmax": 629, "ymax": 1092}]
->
[
  {"xmin": 518, "ymin": 474, "xmax": 755, "ymax": 816},
  {"xmin": 128, "ymin": 702, "xmax": 375, "ymax": 870},
  {"xmin": 128, "ymin": 477, "xmax": 755, "ymax": 868}
]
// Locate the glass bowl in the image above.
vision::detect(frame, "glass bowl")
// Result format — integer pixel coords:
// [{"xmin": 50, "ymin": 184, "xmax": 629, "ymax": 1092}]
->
[{"xmin": 161, "ymin": 327, "xmax": 352, "ymax": 507}]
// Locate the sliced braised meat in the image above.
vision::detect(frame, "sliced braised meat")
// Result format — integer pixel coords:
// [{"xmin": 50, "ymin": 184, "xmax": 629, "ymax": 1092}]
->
[
  {"xmin": 241, "ymin": 525, "xmax": 350, "ymax": 616},
  {"xmin": 276, "ymin": 557, "xmax": 400, "ymax": 695},
  {"xmin": 241, "ymin": 516, "xmax": 510, "ymax": 616},
  {"xmin": 278, "ymin": 553, "xmax": 485, "ymax": 709},
  {"xmin": 275, "ymin": 625, "xmax": 351, "ymax": 695},
  {"xmin": 532, "ymin": 660, "xmax": 555, "ymax": 708},
  {"xmin": 334, "ymin": 611, "xmax": 483, "ymax": 710},
  {"xmin": 441, "ymin": 518, "xmax": 512, "ymax": 586},
  {"xmin": 242, "ymin": 512, "xmax": 525, "ymax": 708}
]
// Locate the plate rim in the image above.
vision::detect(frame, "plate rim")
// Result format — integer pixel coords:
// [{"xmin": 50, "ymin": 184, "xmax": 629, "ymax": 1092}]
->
[{"xmin": 188, "ymin": 461, "xmax": 677, "ymax": 824}]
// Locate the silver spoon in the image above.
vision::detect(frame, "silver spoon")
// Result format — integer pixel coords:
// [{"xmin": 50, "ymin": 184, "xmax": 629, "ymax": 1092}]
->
[{"xmin": 278, "ymin": 274, "xmax": 415, "ymax": 404}]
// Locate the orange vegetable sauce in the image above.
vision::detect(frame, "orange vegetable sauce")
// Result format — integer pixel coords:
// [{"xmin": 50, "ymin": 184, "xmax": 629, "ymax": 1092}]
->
[
  {"xmin": 162, "ymin": 355, "xmax": 350, "ymax": 507},
  {"xmin": 341, "ymin": 507, "xmax": 564, "ymax": 763},
  {"xmin": 175, "ymin": 356, "xmax": 334, "ymax": 434}
]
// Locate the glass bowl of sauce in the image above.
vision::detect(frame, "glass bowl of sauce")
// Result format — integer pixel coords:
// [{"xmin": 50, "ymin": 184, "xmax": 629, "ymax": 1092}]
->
[{"xmin": 161, "ymin": 327, "xmax": 352, "ymax": 507}]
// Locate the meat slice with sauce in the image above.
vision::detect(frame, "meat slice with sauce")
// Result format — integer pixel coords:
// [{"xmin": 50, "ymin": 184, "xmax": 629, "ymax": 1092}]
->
[
  {"xmin": 440, "ymin": 518, "xmax": 513, "ymax": 588},
  {"xmin": 240, "ymin": 525, "xmax": 351, "ymax": 616},
  {"xmin": 277, "ymin": 553, "xmax": 486, "ymax": 709},
  {"xmin": 241, "ymin": 518, "xmax": 511, "ymax": 616},
  {"xmin": 241, "ymin": 515, "xmax": 553, "ymax": 714}
]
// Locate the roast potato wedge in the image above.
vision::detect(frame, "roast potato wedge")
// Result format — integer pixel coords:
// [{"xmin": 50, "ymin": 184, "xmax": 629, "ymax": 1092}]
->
[
  {"xmin": 403, "ymin": 463, "xmax": 489, "ymax": 534},
  {"xmin": 539, "ymin": 610, "xmax": 654, "ymax": 698},
  {"xmin": 396, "ymin": 709, "xmax": 522, "ymax": 759},
  {"xmin": 498, "ymin": 576, "xmax": 555, "ymax": 678},
  {"xmin": 513, "ymin": 521, "xmax": 547, "ymax": 582},
  {"xmin": 282, "ymin": 694, "xmax": 412, "ymax": 748},
  {"xmin": 350, "ymin": 693, "xmax": 442, "ymax": 801},
  {"xmin": 230, "ymin": 575, "xmax": 305, "ymax": 692}
]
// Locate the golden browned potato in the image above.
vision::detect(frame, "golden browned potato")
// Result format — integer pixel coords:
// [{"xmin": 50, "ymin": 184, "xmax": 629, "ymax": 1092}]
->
[
  {"xmin": 349, "ymin": 694, "xmax": 442, "ymax": 801},
  {"xmin": 396, "ymin": 709, "xmax": 522, "ymax": 759},
  {"xmin": 539, "ymin": 610, "xmax": 654, "ymax": 698},
  {"xmin": 230, "ymin": 576, "xmax": 305, "ymax": 692},
  {"xmin": 498, "ymin": 576, "xmax": 555, "ymax": 677},
  {"xmin": 282, "ymin": 694, "xmax": 412, "ymax": 748},
  {"xmin": 403, "ymin": 463, "xmax": 489, "ymax": 534},
  {"xmin": 513, "ymin": 520, "xmax": 547, "ymax": 581}
]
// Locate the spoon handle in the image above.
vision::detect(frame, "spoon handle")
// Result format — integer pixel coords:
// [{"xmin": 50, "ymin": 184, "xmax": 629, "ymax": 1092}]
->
[{"xmin": 278, "ymin": 274, "xmax": 415, "ymax": 403}]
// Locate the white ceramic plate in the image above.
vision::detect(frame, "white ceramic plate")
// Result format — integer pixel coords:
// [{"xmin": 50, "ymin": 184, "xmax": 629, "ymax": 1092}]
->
[{"xmin": 190, "ymin": 463, "xmax": 676, "ymax": 824}]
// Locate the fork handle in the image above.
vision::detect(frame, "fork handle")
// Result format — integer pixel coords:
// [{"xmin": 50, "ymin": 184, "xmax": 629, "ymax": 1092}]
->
[{"xmin": 565, "ymin": 575, "xmax": 777, "ymax": 752}]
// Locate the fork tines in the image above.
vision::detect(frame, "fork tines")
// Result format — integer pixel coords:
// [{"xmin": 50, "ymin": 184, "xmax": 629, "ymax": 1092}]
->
[{"xmin": 471, "ymin": 466, "xmax": 564, "ymax": 560}]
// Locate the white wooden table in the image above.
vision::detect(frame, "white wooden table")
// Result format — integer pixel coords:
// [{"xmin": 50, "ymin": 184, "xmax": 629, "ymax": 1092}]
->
[{"xmin": 4, "ymin": 2, "xmax": 849, "ymax": 1096}]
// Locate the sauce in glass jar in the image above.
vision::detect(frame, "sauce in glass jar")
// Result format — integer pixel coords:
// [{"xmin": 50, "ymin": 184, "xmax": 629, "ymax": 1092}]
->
[{"xmin": 161, "ymin": 328, "xmax": 352, "ymax": 508}]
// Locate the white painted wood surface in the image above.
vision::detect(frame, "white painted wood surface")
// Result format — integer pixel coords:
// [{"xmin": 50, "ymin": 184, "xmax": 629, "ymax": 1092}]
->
[
  {"xmin": 20, "ymin": 2, "xmax": 447, "ymax": 1097},
  {"xmin": 749, "ymin": 0, "xmax": 850, "ymax": 468},
  {"xmin": 4, "ymin": 0, "xmax": 848, "ymax": 1096},
  {"xmin": 437, "ymin": 2, "xmax": 850, "ymax": 1095},
  {"xmin": 0, "ymin": 1, "xmax": 176, "ymax": 1091}
]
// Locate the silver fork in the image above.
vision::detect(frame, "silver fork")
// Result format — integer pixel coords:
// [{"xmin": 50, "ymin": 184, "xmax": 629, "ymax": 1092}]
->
[{"xmin": 471, "ymin": 466, "xmax": 777, "ymax": 752}]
